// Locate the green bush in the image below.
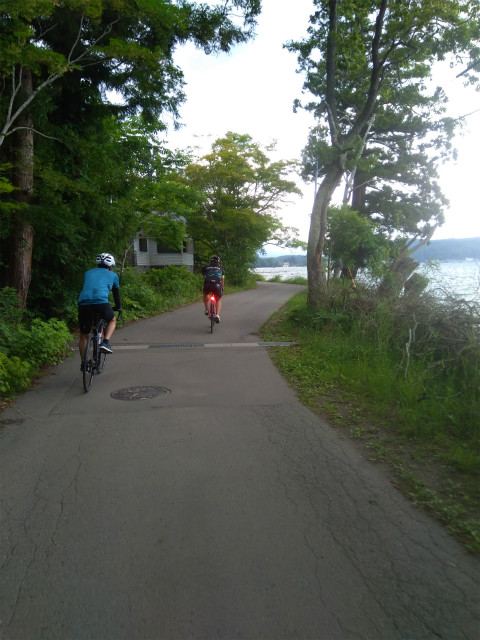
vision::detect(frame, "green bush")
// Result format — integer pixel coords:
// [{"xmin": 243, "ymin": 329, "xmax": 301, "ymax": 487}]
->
[
  {"xmin": 0, "ymin": 353, "xmax": 33, "ymax": 397},
  {"xmin": 121, "ymin": 281, "xmax": 161, "ymax": 318},
  {"xmin": 145, "ymin": 265, "xmax": 203, "ymax": 301},
  {"xmin": 116, "ymin": 266, "xmax": 203, "ymax": 320},
  {"xmin": 0, "ymin": 287, "xmax": 24, "ymax": 351},
  {"xmin": 9, "ymin": 319, "xmax": 72, "ymax": 368}
]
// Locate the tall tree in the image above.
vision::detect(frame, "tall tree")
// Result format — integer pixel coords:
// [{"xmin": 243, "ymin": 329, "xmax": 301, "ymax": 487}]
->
[
  {"xmin": 288, "ymin": 0, "xmax": 480, "ymax": 307},
  {"xmin": 26, "ymin": 116, "xmax": 201, "ymax": 318},
  {"xmin": 184, "ymin": 132, "xmax": 302, "ymax": 284},
  {"xmin": 0, "ymin": 0, "xmax": 261, "ymax": 306}
]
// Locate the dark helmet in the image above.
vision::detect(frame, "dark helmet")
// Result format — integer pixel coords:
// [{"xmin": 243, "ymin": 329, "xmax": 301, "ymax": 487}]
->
[{"xmin": 209, "ymin": 255, "xmax": 221, "ymax": 266}]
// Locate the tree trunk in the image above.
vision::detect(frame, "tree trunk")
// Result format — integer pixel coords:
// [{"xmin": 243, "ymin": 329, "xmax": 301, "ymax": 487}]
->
[
  {"xmin": 351, "ymin": 168, "xmax": 368, "ymax": 214},
  {"xmin": 377, "ymin": 255, "xmax": 419, "ymax": 299},
  {"xmin": 8, "ymin": 67, "xmax": 34, "ymax": 308},
  {"xmin": 307, "ymin": 159, "xmax": 345, "ymax": 308}
]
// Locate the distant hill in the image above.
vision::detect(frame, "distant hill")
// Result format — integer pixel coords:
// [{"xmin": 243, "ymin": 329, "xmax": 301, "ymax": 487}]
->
[
  {"xmin": 412, "ymin": 237, "xmax": 480, "ymax": 262},
  {"xmin": 255, "ymin": 254, "xmax": 307, "ymax": 267},
  {"xmin": 255, "ymin": 238, "xmax": 480, "ymax": 267}
]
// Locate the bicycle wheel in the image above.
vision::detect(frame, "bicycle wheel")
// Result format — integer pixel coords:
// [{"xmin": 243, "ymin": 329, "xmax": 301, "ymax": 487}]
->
[
  {"xmin": 96, "ymin": 323, "xmax": 107, "ymax": 373},
  {"xmin": 82, "ymin": 333, "xmax": 95, "ymax": 392},
  {"xmin": 97, "ymin": 350, "xmax": 107, "ymax": 373},
  {"xmin": 210, "ymin": 301, "xmax": 215, "ymax": 333}
]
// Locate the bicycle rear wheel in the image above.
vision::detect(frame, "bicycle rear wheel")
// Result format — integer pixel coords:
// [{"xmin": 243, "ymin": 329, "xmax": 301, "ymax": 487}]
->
[
  {"xmin": 82, "ymin": 334, "xmax": 95, "ymax": 392},
  {"xmin": 210, "ymin": 301, "xmax": 215, "ymax": 333}
]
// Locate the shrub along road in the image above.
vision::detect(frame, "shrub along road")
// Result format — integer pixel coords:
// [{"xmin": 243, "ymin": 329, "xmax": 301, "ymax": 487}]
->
[{"xmin": 0, "ymin": 282, "xmax": 478, "ymax": 639}]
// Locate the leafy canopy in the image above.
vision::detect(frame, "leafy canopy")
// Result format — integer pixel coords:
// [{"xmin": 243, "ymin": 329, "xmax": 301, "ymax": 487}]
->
[
  {"xmin": 185, "ymin": 132, "xmax": 302, "ymax": 283},
  {"xmin": 286, "ymin": 0, "xmax": 480, "ymax": 304}
]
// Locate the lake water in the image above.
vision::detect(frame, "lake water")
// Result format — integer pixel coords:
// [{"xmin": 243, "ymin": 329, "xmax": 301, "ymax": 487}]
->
[{"xmin": 255, "ymin": 260, "xmax": 479, "ymax": 302}]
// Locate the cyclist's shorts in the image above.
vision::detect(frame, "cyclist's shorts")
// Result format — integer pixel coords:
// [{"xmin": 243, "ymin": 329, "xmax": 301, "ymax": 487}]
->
[
  {"xmin": 203, "ymin": 281, "xmax": 223, "ymax": 299},
  {"xmin": 78, "ymin": 303, "xmax": 114, "ymax": 334}
]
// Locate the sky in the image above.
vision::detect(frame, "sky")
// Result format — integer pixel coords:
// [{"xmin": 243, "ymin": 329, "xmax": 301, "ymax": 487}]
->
[{"xmin": 164, "ymin": 0, "xmax": 480, "ymax": 253}]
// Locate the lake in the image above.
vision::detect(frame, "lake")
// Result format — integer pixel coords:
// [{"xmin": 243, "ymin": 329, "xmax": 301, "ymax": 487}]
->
[{"xmin": 254, "ymin": 260, "xmax": 479, "ymax": 302}]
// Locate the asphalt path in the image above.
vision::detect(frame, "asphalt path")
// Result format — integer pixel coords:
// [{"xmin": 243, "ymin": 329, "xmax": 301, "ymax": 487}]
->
[{"xmin": 0, "ymin": 282, "xmax": 478, "ymax": 640}]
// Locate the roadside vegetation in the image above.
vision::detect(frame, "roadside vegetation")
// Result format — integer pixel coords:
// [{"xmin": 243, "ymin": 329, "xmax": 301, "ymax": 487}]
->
[{"xmin": 260, "ymin": 280, "xmax": 480, "ymax": 553}]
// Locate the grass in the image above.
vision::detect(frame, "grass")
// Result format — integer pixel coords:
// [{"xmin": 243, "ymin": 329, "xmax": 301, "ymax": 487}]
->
[{"xmin": 260, "ymin": 288, "xmax": 480, "ymax": 554}]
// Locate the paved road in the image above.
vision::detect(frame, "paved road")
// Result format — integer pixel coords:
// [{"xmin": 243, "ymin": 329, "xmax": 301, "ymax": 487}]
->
[{"xmin": 1, "ymin": 282, "xmax": 478, "ymax": 640}]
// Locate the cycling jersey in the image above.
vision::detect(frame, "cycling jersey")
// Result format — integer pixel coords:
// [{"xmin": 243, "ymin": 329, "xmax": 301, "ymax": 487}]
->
[
  {"xmin": 202, "ymin": 265, "xmax": 224, "ymax": 282},
  {"xmin": 202, "ymin": 264, "xmax": 224, "ymax": 298},
  {"xmin": 78, "ymin": 268, "xmax": 120, "ymax": 306}
]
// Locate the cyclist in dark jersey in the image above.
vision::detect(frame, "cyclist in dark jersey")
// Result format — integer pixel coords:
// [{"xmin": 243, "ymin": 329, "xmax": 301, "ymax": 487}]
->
[
  {"xmin": 78, "ymin": 253, "xmax": 121, "ymax": 364},
  {"xmin": 202, "ymin": 256, "xmax": 225, "ymax": 323}
]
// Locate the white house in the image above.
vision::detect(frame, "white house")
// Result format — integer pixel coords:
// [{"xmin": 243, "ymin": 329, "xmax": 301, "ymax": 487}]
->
[{"xmin": 132, "ymin": 234, "xmax": 195, "ymax": 272}]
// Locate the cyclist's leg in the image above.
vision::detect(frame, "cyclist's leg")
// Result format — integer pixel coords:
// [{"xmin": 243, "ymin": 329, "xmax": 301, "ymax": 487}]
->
[
  {"xmin": 203, "ymin": 284, "xmax": 211, "ymax": 313},
  {"xmin": 215, "ymin": 283, "xmax": 223, "ymax": 317},
  {"xmin": 79, "ymin": 333, "xmax": 89, "ymax": 359},
  {"xmin": 97, "ymin": 304, "xmax": 115, "ymax": 341},
  {"xmin": 78, "ymin": 305, "xmax": 93, "ymax": 360},
  {"xmin": 104, "ymin": 315, "xmax": 116, "ymax": 341}
]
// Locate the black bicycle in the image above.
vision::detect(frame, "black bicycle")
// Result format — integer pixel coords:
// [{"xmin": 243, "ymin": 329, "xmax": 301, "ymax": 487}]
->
[
  {"xmin": 207, "ymin": 293, "xmax": 217, "ymax": 333},
  {"xmin": 82, "ymin": 310, "xmax": 121, "ymax": 392}
]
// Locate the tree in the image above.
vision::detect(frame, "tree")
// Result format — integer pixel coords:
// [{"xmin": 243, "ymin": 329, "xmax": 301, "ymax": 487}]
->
[
  {"xmin": 326, "ymin": 205, "xmax": 380, "ymax": 279},
  {"xmin": 287, "ymin": 0, "xmax": 480, "ymax": 307},
  {"xmin": 24, "ymin": 116, "xmax": 202, "ymax": 318},
  {"xmin": 0, "ymin": 0, "xmax": 262, "ymax": 306},
  {"xmin": 184, "ymin": 132, "xmax": 302, "ymax": 284}
]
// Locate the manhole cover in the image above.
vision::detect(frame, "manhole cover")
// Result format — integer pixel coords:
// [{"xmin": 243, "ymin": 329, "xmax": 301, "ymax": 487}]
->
[{"xmin": 111, "ymin": 386, "xmax": 170, "ymax": 401}]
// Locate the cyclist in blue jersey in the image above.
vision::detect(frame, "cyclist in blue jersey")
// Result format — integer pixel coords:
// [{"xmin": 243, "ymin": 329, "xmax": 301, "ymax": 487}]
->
[
  {"xmin": 78, "ymin": 253, "xmax": 121, "ymax": 364},
  {"xmin": 202, "ymin": 255, "xmax": 224, "ymax": 323}
]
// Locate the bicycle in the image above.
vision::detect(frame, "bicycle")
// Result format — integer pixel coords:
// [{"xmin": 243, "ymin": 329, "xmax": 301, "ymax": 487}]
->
[
  {"xmin": 207, "ymin": 293, "xmax": 217, "ymax": 333},
  {"xmin": 82, "ymin": 309, "xmax": 121, "ymax": 393}
]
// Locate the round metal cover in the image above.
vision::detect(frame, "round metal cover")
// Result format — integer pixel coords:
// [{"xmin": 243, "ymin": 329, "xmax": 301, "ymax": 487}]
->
[{"xmin": 111, "ymin": 386, "xmax": 170, "ymax": 401}]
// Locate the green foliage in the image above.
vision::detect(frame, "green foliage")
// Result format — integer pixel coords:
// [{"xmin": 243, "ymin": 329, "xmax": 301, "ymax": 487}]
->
[
  {"xmin": 0, "ymin": 0, "xmax": 261, "ymax": 309},
  {"xmin": 118, "ymin": 266, "xmax": 203, "ymax": 321},
  {"xmin": 0, "ymin": 287, "xmax": 23, "ymax": 349},
  {"xmin": 0, "ymin": 353, "xmax": 32, "ymax": 398},
  {"xmin": 185, "ymin": 132, "xmax": 302, "ymax": 285},
  {"xmin": 326, "ymin": 205, "xmax": 381, "ymax": 272},
  {"xmin": 145, "ymin": 265, "xmax": 203, "ymax": 302},
  {"xmin": 0, "ymin": 1, "xmax": 262, "ymax": 144},
  {"xmin": 265, "ymin": 284, "xmax": 480, "ymax": 468},
  {"xmin": 0, "ymin": 289, "xmax": 72, "ymax": 398},
  {"xmin": 9, "ymin": 319, "xmax": 72, "ymax": 368},
  {"xmin": 287, "ymin": 0, "xmax": 480, "ymax": 304}
]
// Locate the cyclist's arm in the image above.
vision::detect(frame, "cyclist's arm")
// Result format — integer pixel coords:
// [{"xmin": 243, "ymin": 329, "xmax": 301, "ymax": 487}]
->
[{"xmin": 112, "ymin": 286, "xmax": 121, "ymax": 309}]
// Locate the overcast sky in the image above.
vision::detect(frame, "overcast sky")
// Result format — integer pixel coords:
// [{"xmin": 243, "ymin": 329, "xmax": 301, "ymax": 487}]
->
[{"xmin": 165, "ymin": 0, "xmax": 480, "ymax": 251}]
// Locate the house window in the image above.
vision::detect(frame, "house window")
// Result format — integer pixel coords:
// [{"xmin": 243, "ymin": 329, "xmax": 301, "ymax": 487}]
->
[
  {"xmin": 139, "ymin": 237, "xmax": 148, "ymax": 252},
  {"xmin": 157, "ymin": 242, "xmax": 181, "ymax": 254}
]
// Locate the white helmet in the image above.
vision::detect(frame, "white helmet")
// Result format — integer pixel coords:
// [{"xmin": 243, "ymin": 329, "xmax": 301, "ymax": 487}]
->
[{"xmin": 96, "ymin": 252, "xmax": 115, "ymax": 267}]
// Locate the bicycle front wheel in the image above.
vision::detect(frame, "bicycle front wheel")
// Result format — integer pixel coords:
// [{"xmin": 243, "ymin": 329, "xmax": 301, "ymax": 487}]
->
[{"xmin": 82, "ymin": 334, "xmax": 95, "ymax": 392}]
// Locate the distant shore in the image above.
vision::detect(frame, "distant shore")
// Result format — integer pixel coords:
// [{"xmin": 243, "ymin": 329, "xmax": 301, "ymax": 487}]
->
[{"xmin": 257, "ymin": 237, "xmax": 480, "ymax": 267}]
